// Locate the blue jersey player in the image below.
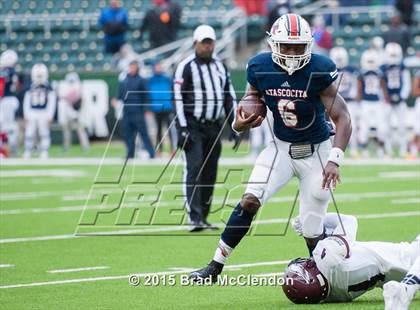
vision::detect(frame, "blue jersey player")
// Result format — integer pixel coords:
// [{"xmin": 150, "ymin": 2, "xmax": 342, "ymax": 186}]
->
[
  {"xmin": 330, "ymin": 47, "xmax": 360, "ymax": 157},
  {"xmin": 190, "ymin": 14, "xmax": 352, "ymax": 282},
  {"xmin": 381, "ymin": 42, "xmax": 411, "ymax": 157},
  {"xmin": 0, "ymin": 49, "xmax": 20, "ymax": 155},
  {"xmin": 357, "ymin": 49, "xmax": 389, "ymax": 157}
]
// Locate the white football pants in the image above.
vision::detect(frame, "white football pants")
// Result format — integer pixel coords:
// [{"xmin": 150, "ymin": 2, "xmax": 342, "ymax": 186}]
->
[
  {"xmin": 358, "ymin": 102, "xmax": 388, "ymax": 145},
  {"xmin": 386, "ymin": 102, "xmax": 408, "ymax": 155},
  {"xmin": 24, "ymin": 115, "xmax": 51, "ymax": 153},
  {"xmin": 245, "ymin": 137, "xmax": 332, "ymax": 238},
  {"xmin": 346, "ymin": 101, "xmax": 359, "ymax": 154},
  {"xmin": 0, "ymin": 96, "xmax": 19, "ymax": 153}
]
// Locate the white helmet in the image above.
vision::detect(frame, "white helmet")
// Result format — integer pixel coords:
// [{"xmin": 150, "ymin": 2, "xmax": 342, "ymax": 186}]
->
[
  {"xmin": 65, "ymin": 71, "xmax": 80, "ymax": 83},
  {"xmin": 370, "ymin": 36, "xmax": 384, "ymax": 51},
  {"xmin": 360, "ymin": 50, "xmax": 380, "ymax": 71},
  {"xmin": 0, "ymin": 49, "xmax": 18, "ymax": 68},
  {"xmin": 267, "ymin": 14, "xmax": 313, "ymax": 75},
  {"xmin": 385, "ymin": 42, "xmax": 403, "ymax": 65},
  {"xmin": 329, "ymin": 47, "xmax": 349, "ymax": 69},
  {"xmin": 31, "ymin": 63, "xmax": 49, "ymax": 85}
]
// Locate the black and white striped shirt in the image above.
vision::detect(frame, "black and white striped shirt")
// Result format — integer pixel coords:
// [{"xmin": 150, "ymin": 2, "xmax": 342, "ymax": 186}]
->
[{"xmin": 173, "ymin": 53, "xmax": 237, "ymax": 127}]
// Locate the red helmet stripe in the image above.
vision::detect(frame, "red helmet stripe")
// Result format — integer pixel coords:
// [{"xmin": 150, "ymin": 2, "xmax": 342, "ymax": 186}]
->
[{"xmin": 289, "ymin": 14, "xmax": 299, "ymax": 36}]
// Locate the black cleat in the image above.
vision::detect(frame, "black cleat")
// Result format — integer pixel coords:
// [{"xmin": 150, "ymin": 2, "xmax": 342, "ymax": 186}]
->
[
  {"xmin": 189, "ymin": 221, "xmax": 205, "ymax": 232},
  {"xmin": 189, "ymin": 260, "xmax": 224, "ymax": 283},
  {"xmin": 203, "ymin": 220, "xmax": 219, "ymax": 230}
]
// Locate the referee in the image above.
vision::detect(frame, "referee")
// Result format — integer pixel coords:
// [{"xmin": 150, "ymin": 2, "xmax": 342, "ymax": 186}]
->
[{"xmin": 174, "ymin": 24, "xmax": 239, "ymax": 232}]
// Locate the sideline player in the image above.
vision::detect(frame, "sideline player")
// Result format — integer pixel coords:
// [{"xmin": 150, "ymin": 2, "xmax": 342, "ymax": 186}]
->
[
  {"xmin": 0, "ymin": 49, "xmax": 20, "ymax": 156},
  {"xmin": 330, "ymin": 47, "xmax": 360, "ymax": 157},
  {"xmin": 357, "ymin": 49, "xmax": 389, "ymax": 157},
  {"xmin": 283, "ymin": 213, "xmax": 419, "ymax": 309},
  {"xmin": 23, "ymin": 63, "xmax": 56, "ymax": 159},
  {"xmin": 380, "ymin": 42, "xmax": 411, "ymax": 157},
  {"xmin": 189, "ymin": 14, "xmax": 352, "ymax": 281}
]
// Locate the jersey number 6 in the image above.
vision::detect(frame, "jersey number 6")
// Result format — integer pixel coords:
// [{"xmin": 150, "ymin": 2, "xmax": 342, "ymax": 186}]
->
[{"xmin": 278, "ymin": 99, "xmax": 298, "ymax": 128}]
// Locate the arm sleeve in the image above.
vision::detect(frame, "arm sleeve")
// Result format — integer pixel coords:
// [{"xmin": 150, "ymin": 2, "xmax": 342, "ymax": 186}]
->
[
  {"xmin": 223, "ymin": 64, "xmax": 237, "ymax": 129},
  {"xmin": 173, "ymin": 62, "xmax": 190, "ymax": 128}
]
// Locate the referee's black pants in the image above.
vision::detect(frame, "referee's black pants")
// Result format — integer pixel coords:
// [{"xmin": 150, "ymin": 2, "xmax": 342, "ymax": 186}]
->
[{"xmin": 183, "ymin": 118, "xmax": 222, "ymax": 223}]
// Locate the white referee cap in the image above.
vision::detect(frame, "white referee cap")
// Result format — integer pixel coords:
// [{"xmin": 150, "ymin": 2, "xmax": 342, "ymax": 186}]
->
[{"xmin": 193, "ymin": 25, "xmax": 216, "ymax": 42}]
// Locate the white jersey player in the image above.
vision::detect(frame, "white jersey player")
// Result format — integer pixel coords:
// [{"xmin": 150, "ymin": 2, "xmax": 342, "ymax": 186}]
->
[
  {"xmin": 357, "ymin": 49, "xmax": 389, "ymax": 157},
  {"xmin": 369, "ymin": 36, "xmax": 387, "ymax": 66},
  {"xmin": 23, "ymin": 63, "xmax": 56, "ymax": 159},
  {"xmin": 0, "ymin": 49, "xmax": 20, "ymax": 156},
  {"xmin": 330, "ymin": 47, "xmax": 360, "ymax": 157},
  {"xmin": 381, "ymin": 42, "xmax": 411, "ymax": 157},
  {"xmin": 57, "ymin": 72, "xmax": 89, "ymax": 152},
  {"xmin": 283, "ymin": 213, "xmax": 419, "ymax": 309}
]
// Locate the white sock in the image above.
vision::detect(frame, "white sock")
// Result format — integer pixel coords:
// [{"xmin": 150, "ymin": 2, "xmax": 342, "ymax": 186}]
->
[
  {"xmin": 213, "ymin": 239, "xmax": 233, "ymax": 265},
  {"xmin": 402, "ymin": 256, "xmax": 420, "ymax": 299}
]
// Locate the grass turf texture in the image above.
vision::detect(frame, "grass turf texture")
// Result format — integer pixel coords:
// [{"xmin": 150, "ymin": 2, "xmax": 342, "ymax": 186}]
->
[{"xmin": 0, "ymin": 143, "xmax": 419, "ymax": 309}]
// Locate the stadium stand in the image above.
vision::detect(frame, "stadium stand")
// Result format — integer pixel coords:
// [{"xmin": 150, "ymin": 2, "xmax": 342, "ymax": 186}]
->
[{"xmin": 0, "ymin": 0, "xmax": 419, "ymax": 72}]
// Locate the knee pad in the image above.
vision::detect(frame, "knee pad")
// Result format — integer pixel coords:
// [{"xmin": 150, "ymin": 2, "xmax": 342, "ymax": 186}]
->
[
  {"xmin": 300, "ymin": 211, "xmax": 324, "ymax": 238},
  {"xmin": 241, "ymin": 193, "xmax": 261, "ymax": 214}
]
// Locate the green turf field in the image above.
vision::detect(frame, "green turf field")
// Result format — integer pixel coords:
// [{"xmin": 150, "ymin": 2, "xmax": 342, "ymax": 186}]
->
[{"xmin": 1, "ymin": 143, "xmax": 419, "ymax": 309}]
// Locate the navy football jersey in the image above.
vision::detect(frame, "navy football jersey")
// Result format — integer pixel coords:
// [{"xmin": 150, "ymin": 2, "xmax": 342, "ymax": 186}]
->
[
  {"xmin": 380, "ymin": 63, "xmax": 405, "ymax": 104},
  {"xmin": 359, "ymin": 70, "xmax": 383, "ymax": 102},
  {"xmin": 335, "ymin": 66, "xmax": 359, "ymax": 102},
  {"xmin": 247, "ymin": 52, "xmax": 337, "ymax": 144},
  {"xmin": 29, "ymin": 84, "xmax": 52, "ymax": 110},
  {"xmin": 0, "ymin": 67, "xmax": 19, "ymax": 97}
]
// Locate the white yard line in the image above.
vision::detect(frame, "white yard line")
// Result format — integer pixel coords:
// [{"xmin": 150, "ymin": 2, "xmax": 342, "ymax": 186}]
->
[
  {"xmin": 391, "ymin": 198, "xmax": 420, "ymax": 204},
  {"xmin": 0, "ymin": 264, "xmax": 15, "ymax": 268},
  {"xmin": 379, "ymin": 171, "xmax": 420, "ymax": 178},
  {"xmin": 1, "ymin": 157, "xmax": 419, "ymax": 166},
  {"xmin": 47, "ymin": 266, "xmax": 109, "ymax": 274},
  {"xmin": 0, "ymin": 188, "xmax": 156, "ymax": 202},
  {"xmin": 1, "ymin": 171, "xmax": 418, "ymax": 202},
  {"xmin": 253, "ymin": 272, "xmax": 284, "ymax": 277},
  {"xmin": 0, "ymin": 260, "xmax": 290, "ymax": 289},
  {"xmin": 0, "ymin": 211, "xmax": 419, "ymax": 244},
  {"xmin": 0, "ymin": 170, "xmax": 87, "ymax": 178},
  {"xmin": 1, "ymin": 190, "xmax": 418, "ymax": 215}
]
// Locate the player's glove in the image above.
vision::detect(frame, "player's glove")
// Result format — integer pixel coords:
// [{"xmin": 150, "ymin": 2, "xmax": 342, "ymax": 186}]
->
[
  {"xmin": 229, "ymin": 131, "xmax": 241, "ymax": 151},
  {"xmin": 177, "ymin": 127, "xmax": 192, "ymax": 151}
]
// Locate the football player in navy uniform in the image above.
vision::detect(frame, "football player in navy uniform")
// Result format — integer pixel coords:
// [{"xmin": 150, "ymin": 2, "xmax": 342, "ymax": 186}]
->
[
  {"xmin": 189, "ymin": 14, "xmax": 352, "ymax": 282},
  {"xmin": 357, "ymin": 49, "xmax": 389, "ymax": 157},
  {"xmin": 0, "ymin": 49, "xmax": 20, "ymax": 156},
  {"xmin": 411, "ymin": 70, "xmax": 420, "ymax": 158},
  {"xmin": 381, "ymin": 42, "xmax": 411, "ymax": 157},
  {"xmin": 23, "ymin": 63, "xmax": 56, "ymax": 159},
  {"xmin": 330, "ymin": 47, "xmax": 360, "ymax": 157}
]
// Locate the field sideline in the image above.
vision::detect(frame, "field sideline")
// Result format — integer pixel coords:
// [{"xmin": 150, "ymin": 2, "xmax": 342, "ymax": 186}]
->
[{"xmin": 0, "ymin": 145, "xmax": 419, "ymax": 309}]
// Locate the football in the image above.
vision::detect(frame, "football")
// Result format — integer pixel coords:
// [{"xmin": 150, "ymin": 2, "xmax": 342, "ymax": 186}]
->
[{"xmin": 238, "ymin": 94, "xmax": 267, "ymax": 119}]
